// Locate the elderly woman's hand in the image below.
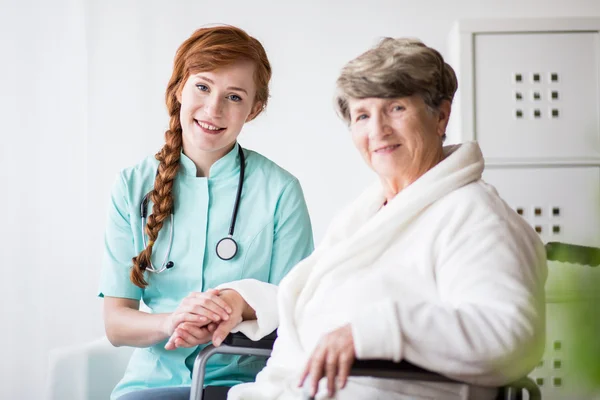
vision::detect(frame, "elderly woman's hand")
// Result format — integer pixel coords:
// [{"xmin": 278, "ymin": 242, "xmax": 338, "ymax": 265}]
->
[
  {"xmin": 210, "ymin": 289, "xmax": 247, "ymax": 347},
  {"xmin": 166, "ymin": 288, "xmax": 250, "ymax": 350},
  {"xmin": 299, "ymin": 324, "xmax": 356, "ymax": 398}
]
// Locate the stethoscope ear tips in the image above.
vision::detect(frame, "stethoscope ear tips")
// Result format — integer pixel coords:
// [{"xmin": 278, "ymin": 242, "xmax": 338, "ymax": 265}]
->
[{"xmin": 166, "ymin": 261, "xmax": 174, "ymax": 269}]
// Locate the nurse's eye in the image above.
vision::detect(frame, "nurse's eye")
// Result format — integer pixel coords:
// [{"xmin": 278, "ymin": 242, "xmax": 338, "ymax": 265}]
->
[
  {"xmin": 227, "ymin": 94, "xmax": 242, "ymax": 102},
  {"xmin": 195, "ymin": 84, "xmax": 209, "ymax": 92}
]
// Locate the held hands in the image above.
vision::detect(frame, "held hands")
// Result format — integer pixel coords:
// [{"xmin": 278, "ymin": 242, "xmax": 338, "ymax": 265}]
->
[
  {"xmin": 299, "ymin": 324, "xmax": 356, "ymax": 398},
  {"xmin": 164, "ymin": 289, "xmax": 246, "ymax": 350},
  {"xmin": 210, "ymin": 289, "xmax": 247, "ymax": 346},
  {"xmin": 164, "ymin": 321, "xmax": 218, "ymax": 350}
]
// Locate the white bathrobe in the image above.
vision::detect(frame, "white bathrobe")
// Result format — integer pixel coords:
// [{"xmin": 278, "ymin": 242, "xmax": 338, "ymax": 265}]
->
[{"xmin": 218, "ymin": 142, "xmax": 547, "ymax": 400}]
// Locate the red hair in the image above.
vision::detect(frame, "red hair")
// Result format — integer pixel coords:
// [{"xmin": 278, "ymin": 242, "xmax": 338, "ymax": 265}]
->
[{"xmin": 131, "ymin": 26, "xmax": 272, "ymax": 288}]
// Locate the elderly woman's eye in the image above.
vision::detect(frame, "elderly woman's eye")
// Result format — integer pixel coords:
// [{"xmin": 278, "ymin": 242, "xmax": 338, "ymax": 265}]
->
[
  {"xmin": 392, "ymin": 105, "xmax": 405, "ymax": 112},
  {"xmin": 356, "ymin": 114, "xmax": 368, "ymax": 121}
]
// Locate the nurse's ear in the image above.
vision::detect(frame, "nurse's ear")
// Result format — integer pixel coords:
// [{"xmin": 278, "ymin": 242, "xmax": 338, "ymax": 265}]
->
[
  {"xmin": 245, "ymin": 101, "xmax": 264, "ymax": 122},
  {"xmin": 174, "ymin": 78, "xmax": 188, "ymax": 104}
]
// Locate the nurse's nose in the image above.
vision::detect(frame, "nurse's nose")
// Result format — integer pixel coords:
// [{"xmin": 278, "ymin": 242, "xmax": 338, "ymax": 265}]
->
[{"xmin": 204, "ymin": 94, "xmax": 224, "ymax": 118}]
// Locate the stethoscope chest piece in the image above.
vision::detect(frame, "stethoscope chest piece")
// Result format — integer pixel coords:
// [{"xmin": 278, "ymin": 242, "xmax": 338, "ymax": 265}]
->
[{"xmin": 216, "ymin": 236, "xmax": 238, "ymax": 260}]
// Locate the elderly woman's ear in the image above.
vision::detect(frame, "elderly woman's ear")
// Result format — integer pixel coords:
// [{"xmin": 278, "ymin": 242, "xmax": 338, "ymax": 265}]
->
[{"xmin": 436, "ymin": 100, "xmax": 452, "ymax": 138}]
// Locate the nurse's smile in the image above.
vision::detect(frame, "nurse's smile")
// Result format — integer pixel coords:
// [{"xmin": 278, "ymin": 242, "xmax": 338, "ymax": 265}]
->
[{"xmin": 195, "ymin": 119, "xmax": 226, "ymax": 134}]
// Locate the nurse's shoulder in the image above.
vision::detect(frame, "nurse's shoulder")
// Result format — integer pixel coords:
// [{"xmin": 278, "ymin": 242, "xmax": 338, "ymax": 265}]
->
[
  {"xmin": 243, "ymin": 148, "xmax": 301, "ymax": 191},
  {"xmin": 109, "ymin": 155, "xmax": 160, "ymax": 209},
  {"xmin": 242, "ymin": 149, "xmax": 312, "ymax": 241}
]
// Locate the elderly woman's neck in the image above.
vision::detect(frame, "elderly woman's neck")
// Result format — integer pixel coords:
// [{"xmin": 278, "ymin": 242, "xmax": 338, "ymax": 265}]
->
[{"xmin": 381, "ymin": 148, "xmax": 445, "ymax": 203}]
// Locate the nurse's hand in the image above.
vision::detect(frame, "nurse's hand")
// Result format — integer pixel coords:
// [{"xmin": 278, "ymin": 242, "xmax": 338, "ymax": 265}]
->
[
  {"xmin": 162, "ymin": 288, "xmax": 233, "ymax": 338},
  {"xmin": 165, "ymin": 322, "xmax": 218, "ymax": 350},
  {"xmin": 298, "ymin": 324, "xmax": 356, "ymax": 398}
]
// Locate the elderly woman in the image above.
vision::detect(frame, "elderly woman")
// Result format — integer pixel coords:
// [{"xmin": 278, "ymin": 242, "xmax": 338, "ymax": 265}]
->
[{"xmin": 194, "ymin": 38, "xmax": 547, "ymax": 399}]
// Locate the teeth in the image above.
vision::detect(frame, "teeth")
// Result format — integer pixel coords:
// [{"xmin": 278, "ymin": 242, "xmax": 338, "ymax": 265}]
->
[
  {"xmin": 376, "ymin": 145, "xmax": 398, "ymax": 152},
  {"xmin": 197, "ymin": 121, "xmax": 222, "ymax": 131}
]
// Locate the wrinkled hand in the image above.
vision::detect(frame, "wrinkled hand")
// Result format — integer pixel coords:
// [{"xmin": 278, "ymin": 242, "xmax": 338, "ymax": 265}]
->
[
  {"xmin": 210, "ymin": 289, "xmax": 246, "ymax": 347},
  {"xmin": 163, "ymin": 289, "xmax": 232, "ymax": 350},
  {"xmin": 299, "ymin": 324, "xmax": 356, "ymax": 398}
]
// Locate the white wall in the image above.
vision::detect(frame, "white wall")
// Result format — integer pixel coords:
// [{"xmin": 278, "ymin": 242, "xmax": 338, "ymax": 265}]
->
[
  {"xmin": 2, "ymin": 0, "xmax": 600, "ymax": 398},
  {"xmin": 0, "ymin": 0, "xmax": 88, "ymax": 398}
]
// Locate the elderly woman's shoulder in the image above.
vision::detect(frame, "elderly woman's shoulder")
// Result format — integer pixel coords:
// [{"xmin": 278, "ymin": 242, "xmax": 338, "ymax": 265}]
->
[
  {"xmin": 431, "ymin": 179, "xmax": 543, "ymax": 259},
  {"xmin": 438, "ymin": 179, "xmax": 523, "ymax": 225}
]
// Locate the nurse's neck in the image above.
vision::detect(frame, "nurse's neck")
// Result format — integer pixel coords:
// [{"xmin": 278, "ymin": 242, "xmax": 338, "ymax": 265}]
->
[{"xmin": 182, "ymin": 142, "xmax": 235, "ymax": 178}]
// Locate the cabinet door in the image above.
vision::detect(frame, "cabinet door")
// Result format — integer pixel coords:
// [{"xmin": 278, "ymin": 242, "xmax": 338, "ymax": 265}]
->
[
  {"xmin": 474, "ymin": 32, "xmax": 600, "ymax": 162},
  {"xmin": 484, "ymin": 166, "xmax": 600, "ymax": 300}
]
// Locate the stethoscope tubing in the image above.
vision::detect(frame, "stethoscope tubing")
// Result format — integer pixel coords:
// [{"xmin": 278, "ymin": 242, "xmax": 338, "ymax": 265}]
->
[
  {"xmin": 139, "ymin": 145, "xmax": 245, "ymax": 272},
  {"xmin": 228, "ymin": 146, "xmax": 245, "ymax": 236},
  {"xmin": 141, "ymin": 213, "xmax": 174, "ymax": 273}
]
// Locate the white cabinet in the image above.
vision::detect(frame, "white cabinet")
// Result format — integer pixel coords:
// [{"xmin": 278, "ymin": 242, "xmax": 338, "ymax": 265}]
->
[
  {"xmin": 448, "ymin": 18, "xmax": 600, "ymax": 166},
  {"xmin": 450, "ymin": 18, "xmax": 600, "ymax": 400}
]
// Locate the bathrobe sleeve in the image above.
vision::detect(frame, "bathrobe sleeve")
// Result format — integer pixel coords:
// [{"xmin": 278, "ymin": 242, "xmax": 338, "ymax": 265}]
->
[
  {"xmin": 350, "ymin": 212, "xmax": 547, "ymax": 386},
  {"xmin": 217, "ymin": 178, "xmax": 314, "ymax": 340}
]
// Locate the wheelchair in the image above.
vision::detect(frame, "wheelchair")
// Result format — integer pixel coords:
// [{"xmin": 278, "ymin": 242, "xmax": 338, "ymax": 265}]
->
[{"xmin": 189, "ymin": 242, "xmax": 600, "ymax": 400}]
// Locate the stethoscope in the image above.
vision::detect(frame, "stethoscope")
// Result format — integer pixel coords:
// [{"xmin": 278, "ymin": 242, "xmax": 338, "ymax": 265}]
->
[{"xmin": 140, "ymin": 146, "xmax": 246, "ymax": 273}]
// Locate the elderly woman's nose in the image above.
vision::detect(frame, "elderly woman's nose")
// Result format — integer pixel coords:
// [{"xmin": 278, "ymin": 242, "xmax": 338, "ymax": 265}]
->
[{"xmin": 369, "ymin": 116, "xmax": 392, "ymax": 138}]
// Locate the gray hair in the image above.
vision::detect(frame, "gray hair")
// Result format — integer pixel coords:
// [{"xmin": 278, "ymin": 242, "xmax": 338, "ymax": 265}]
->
[{"xmin": 335, "ymin": 38, "xmax": 458, "ymax": 124}]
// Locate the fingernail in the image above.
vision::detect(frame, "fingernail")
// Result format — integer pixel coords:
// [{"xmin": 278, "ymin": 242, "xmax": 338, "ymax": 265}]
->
[{"xmin": 226, "ymin": 307, "xmax": 232, "ymax": 313}]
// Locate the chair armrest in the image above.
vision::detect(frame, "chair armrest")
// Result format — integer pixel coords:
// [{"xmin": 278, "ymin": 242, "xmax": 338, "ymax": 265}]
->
[
  {"xmin": 350, "ymin": 359, "xmax": 458, "ymax": 382},
  {"xmin": 222, "ymin": 330, "xmax": 277, "ymax": 349},
  {"xmin": 351, "ymin": 360, "xmax": 540, "ymax": 400}
]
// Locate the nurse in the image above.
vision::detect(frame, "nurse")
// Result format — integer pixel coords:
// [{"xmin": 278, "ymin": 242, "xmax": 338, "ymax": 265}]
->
[{"xmin": 99, "ymin": 25, "xmax": 314, "ymax": 400}]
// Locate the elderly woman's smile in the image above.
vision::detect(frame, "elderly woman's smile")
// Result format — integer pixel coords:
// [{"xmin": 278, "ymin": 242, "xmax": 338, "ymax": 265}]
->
[{"xmin": 373, "ymin": 144, "xmax": 401, "ymax": 153}]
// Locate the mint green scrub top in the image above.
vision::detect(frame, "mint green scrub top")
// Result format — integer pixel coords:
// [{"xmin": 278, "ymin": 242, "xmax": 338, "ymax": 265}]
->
[{"xmin": 98, "ymin": 143, "xmax": 314, "ymax": 399}]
